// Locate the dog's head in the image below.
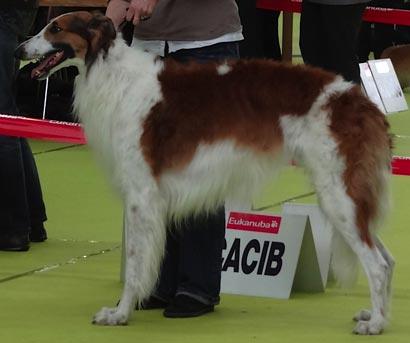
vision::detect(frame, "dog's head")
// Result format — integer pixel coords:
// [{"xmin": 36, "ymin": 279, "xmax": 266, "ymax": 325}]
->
[{"xmin": 15, "ymin": 11, "xmax": 116, "ymax": 80}]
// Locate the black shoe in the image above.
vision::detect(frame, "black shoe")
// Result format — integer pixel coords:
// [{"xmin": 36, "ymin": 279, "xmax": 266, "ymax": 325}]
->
[
  {"xmin": 137, "ymin": 296, "xmax": 169, "ymax": 310},
  {"xmin": 163, "ymin": 295, "xmax": 214, "ymax": 318},
  {"xmin": 30, "ymin": 223, "xmax": 47, "ymax": 242},
  {"xmin": 0, "ymin": 233, "xmax": 30, "ymax": 252}
]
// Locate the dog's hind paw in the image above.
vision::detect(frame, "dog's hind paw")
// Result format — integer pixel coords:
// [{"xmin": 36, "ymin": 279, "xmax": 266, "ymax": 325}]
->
[
  {"xmin": 353, "ymin": 318, "xmax": 384, "ymax": 335},
  {"xmin": 353, "ymin": 309, "xmax": 372, "ymax": 322},
  {"xmin": 92, "ymin": 307, "xmax": 128, "ymax": 326}
]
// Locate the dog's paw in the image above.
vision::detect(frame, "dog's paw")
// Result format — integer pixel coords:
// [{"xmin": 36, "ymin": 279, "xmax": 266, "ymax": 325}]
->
[
  {"xmin": 92, "ymin": 307, "xmax": 128, "ymax": 326},
  {"xmin": 353, "ymin": 318, "xmax": 384, "ymax": 335},
  {"xmin": 353, "ymin": 309, "xmax": 372, "ymax": 322}
]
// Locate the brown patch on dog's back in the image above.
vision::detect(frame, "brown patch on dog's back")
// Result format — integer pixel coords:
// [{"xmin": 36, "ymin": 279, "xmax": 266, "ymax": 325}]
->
[
  {"xmin": 327, "ymin": 86, "xmax": 392, "ymax": 246},
  {"xmin": 141, "ymin": 59, "xmax": 336, "ymax": 176}
]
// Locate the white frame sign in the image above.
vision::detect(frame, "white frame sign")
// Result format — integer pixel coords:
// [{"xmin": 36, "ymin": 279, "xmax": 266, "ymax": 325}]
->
[
  {"xmin": 221, "ymin": 203, "xmax": 331, "ymax": 299},
  {"xmin": 361, "ymin": 59, "xmax": 408, "ymax": 114}
]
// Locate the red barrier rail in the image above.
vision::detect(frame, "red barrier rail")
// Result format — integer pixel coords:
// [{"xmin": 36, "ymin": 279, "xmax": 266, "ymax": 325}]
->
[
  {"xmin": 0, "ymin": 114, "xmax": 86, "ymax": 144},
  {"xmin": 392, "ymin": 156, "xmax": 410, "ymax": 176},
  {"xmin": 1, "ymin": 114, "xmax": 409, "ymax": 176},
  {"xmin": 257, "ymin": 0, "xmax": 410, "ymax": 26}
]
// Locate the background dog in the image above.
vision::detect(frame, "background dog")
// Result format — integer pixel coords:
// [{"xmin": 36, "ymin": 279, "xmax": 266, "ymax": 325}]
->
[
  {"xmin": 381, "ymin": 44, "xmax": 410, "ymax": 90},
  {"xmin": 15, "ymin": 11, "xmax": 394, "ymax": 335}
]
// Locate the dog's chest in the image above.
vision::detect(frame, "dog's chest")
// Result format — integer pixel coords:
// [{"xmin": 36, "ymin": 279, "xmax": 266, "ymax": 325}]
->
[{"xmin": 74, "ymin": 84, "xmax": 128, "ymax": 168}]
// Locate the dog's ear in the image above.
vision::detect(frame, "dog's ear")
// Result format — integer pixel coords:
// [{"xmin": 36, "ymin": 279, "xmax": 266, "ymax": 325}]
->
[
  {"xmin": 85, "ymin": 11, "xmax": 117, "ymax": 67},
  {"xmin": 88, "ymin": 11, "xmax": 117, "ymax": 41}
]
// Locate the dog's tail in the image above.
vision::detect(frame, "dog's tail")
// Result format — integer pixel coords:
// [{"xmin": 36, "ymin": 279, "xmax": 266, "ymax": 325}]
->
[
  {"xmin": 330, "ymin": 160, "xmax": 392, "ymax": 288},
  {"xmin": 330, "ymin": 230, "xmax": 359, "ymax": 287},
  {"xmin": 331, "ymin": 87, "xmax": 392, "ymax": 286},
  {"xmin": 324, "ymin": 84, "xmax": 393, "ymax": 288}
]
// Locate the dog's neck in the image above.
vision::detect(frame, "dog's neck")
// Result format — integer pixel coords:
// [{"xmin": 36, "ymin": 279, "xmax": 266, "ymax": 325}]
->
[
  {"xmin": 76, "ymin": 37, "xmax": 155, "ymax": 74},
  {"xmin": 72, "ymin": 36, "xmax": 164, "ymax": 132}
]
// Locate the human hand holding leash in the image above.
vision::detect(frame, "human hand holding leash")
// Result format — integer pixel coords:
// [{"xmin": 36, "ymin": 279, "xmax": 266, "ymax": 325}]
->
[
  {"xmin": 106, "ymin": 0, "xmax": 130, "ymax": 30},
  {"xmin": 106, "ymin": 0, "xmax": 156, "ymax": 30},
  {"xmin": 126, "ymin": 0, "xmax": 158, "ymax": 25}
]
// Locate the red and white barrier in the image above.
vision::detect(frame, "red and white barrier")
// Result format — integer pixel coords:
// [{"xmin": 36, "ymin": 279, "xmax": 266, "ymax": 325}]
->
[
  {"xmin": 257, "ymin": 0, "xmax": 410, "ymax": 26},
  {"xmin": 1, "ymin": 114, "xmax": 409, "ymax": 176},
  {"xmin": 0, "ymin": 114, "xmax": 85, "ymax": 144}
]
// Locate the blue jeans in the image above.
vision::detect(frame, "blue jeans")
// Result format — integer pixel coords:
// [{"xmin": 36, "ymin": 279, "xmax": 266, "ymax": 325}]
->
[
  {"xmin": 153, "ymin": 42, "xmax": 239, "ymax": 305},
  {"xmin": 0, "ymin": 9, "xmax": 46, "ymax": 235}
]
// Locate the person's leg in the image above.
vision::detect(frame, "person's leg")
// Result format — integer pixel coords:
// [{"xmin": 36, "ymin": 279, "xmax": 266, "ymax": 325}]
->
[
  {"xmin": 395, "ymin": 1, "xmax": 410, "ymax": 44},
  {"xmin": 357, "ymin": 22, "xmax": 373, "ymax": 63},
  {"xmin": 299, "ymin": 1, "xmax": 328, "ymax": 69},
  {"xmin": 236, "ymin": 0, "xmax": 281, "ymax": 59},
  {"xmin": 153, "ymin": 42, "xmax": 237, "ymax": 317},
  {"xmin": 259, "ymin": 9, "xmax": 282, "ymax": 60},
  {"xmin": 372, "ymin": 0, "xmax": 403, "ymax": 56},
  {"xmin": 0, "ymin": 136, "xmax": 31, "ymax": 251},
  {"xmin": 175, "ymin": 208, "xmax": 226, "ymax": 303},
  {"xmin": 236, "ymin": 0, "xmax": 263, "ymax": 58},
  {"xmin": 0, "ymin": 14, "xmax": 31, "ymax": 251},
  {"xmin": 162, "ymin": 208, "xmax": 226, "ymax": 318},
  {"xmin": 0, "ymin": 12, "xmax": 19, "ymax": 114},
  {"xmin": 0, "ymin": 10, "xmax": 46, "ymax": 251},
  {"xmin": 373, "ymin": 23, "xmax": 395, "ymax": 59},
  {"xmin": 20, "ymin": 138, "xmax": 47, "ymax": 241},
  {"xmin": 147, "ymin": 226, "xmax": 180, "ymax": 304},
  {"xmin": 321, "ymin": 4, "xmax": 367, "ymax": 83},
  {"xmin": 146, "ymin": 208, "xmax": 226, "ymax": 311}
]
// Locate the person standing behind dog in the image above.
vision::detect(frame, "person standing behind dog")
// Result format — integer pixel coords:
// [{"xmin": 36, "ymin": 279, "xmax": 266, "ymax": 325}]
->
[
  {"xmin": 0, "ymin": 1, "xmax": 48, "ymax": 252},
  {"xmin": 106, "ymin": 0, "xmax": 242, "ymax": 318},
  {"xmin": 299, "ymin": 0, "xmax": 370, "ymax": 84},
  {"xmin": 236, "ymin": 0, "xmax": 282, "ymax": 60}
]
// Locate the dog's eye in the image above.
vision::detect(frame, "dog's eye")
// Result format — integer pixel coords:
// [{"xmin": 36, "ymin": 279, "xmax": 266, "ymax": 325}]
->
[{"xmin": 49, "ymin": 24, "xmax": 62, "ymax": 34}]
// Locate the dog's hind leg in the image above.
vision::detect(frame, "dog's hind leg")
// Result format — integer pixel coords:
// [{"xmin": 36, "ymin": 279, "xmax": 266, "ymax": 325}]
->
[
  {"xmin": 354, "ymin": 236, "xmax": 395, "ymax": 323},
  {"xmin": 308, "ymin": 161, "xmax": 391, "ymax": 335},
  {"xmin": 375, "ymin": 237, "xmax": 395, "ymax": 313},
  {"xmin": 280, "ymin": 86, "xmax": 393, "ymax": 333},
  {"xmin": 92, "ymin": 188, "xmax": 167, "ymax": 326}
]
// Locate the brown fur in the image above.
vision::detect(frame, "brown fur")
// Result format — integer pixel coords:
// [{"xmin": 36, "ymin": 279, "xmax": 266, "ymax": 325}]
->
[
  {"xmin": 141, "ymin": 59, "xmax": 336, "ymax": 176},
  {"xmin": 327, "ymin": 86, "xmax": 392, "ymax": 246}
]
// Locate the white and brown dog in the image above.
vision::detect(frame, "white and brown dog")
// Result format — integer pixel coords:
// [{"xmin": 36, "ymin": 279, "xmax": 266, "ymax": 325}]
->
[{"xmin": 16, "ymin": 11, "xmax": 394, "ymax": 334}]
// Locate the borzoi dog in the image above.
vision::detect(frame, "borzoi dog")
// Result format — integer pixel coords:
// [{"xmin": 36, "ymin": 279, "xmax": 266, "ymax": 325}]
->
[{"xmin": 15, "ymin": 11, "xmax": 394, "ymax": 335}]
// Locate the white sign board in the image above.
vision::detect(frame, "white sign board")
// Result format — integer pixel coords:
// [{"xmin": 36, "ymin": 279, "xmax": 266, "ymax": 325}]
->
[
  {"xmin": 360, "ymin": 62, "xmax": 386, "ymax": 113},
  {"xmin": 367, "ymin": 59, "xmax": 408, "ymax": 113},
  {"xmin": 221, "ymin": 204, "xmax": 331, "ymax": 299},
  {"xmin": 282, "ymin": 203, "xmax": 332, "ymax": 288}
]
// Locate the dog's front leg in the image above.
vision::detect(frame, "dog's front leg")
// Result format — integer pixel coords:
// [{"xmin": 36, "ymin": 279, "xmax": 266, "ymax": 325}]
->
[{"xmin": 93, "ymin": 191, "xmax": 167, "ymax": 326}]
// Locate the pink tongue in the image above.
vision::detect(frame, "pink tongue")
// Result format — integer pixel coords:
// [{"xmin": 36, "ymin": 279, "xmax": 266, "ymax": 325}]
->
[{"xmin": 31, "ymin": 51, "xmax": 64, "ymax": 78}]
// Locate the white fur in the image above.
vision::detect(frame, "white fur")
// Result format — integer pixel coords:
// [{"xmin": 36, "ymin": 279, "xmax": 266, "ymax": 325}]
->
[
  {"xmin": 160, "ymin": 141, "xmax": 285, "ymax": 220},
  {"xmin": 19, "ymin": 24, "xmax": 393, "ymax": 334},
  {"xmin": 217, "ymin": 63, "xmax": 231, "ymax": 75}
]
